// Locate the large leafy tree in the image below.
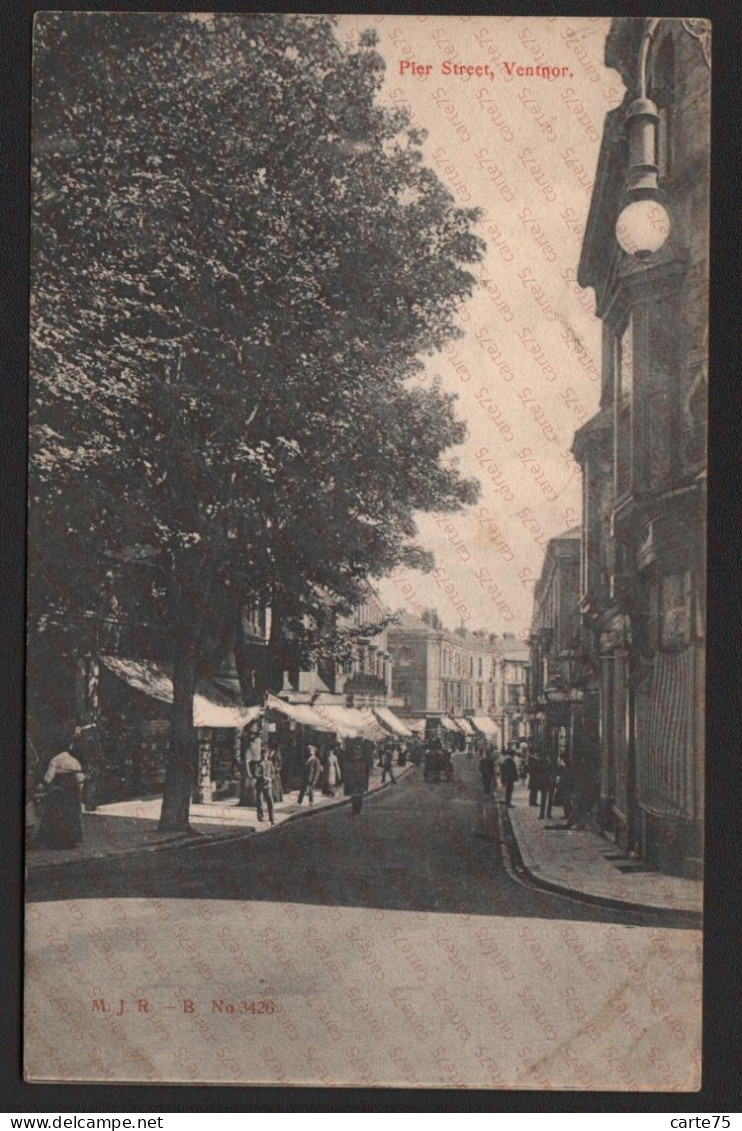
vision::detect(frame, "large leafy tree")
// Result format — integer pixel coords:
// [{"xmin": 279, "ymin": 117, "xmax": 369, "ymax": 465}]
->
[{"xmin": 29, "ymin": 13, "xmax": 483, "ymax": 830}]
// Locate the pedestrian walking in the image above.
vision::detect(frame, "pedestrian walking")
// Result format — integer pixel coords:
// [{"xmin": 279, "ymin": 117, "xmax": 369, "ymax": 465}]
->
[
  {"xmin": 269, "ymin": 745, "xmax": 283, "ymax": 803},
  {"xmin": 527, "ymin": 753, "xmax": 545, "ymax": 807},
  {"xmin": 248, "ymin": 746, "xmax": 275, "ymax": 824},
  {"xmin": 343, "ymin": 742, "xmax": 368, "ymax": 815},
  {"xmin": 320, "ymin": 747, "xmax": 333, "ymax": 796},
  {"xmin": 380, "ymin": 743, "xmax": 397, "ymax": 785},
  {"xmin": 478, "ymin": 749, "xmax": 495, "ymax": 796},
  {"xmin": 555, "ymin": 759, "xmax": 575, "ymax": 823},
  {"xmin": 35, "ymin": 750, "xmax": 85, "ymax": 848},
  {"xmin": 499, "ymin": 749, "xmax": 518, "ymax": 807},
  {"xmin": 321, "ymin": 745, "xmax": 342, "ymax": 797},
  {"xmin": 539, "ymin": 760, "xmax": 557, "ymax": 820},
  {"xmin": 297, "ymin": 745, "xmax": 321, "ymax": 805}
]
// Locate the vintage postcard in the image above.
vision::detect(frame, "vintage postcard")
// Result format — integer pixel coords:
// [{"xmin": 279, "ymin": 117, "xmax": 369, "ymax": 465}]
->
[{"xmin": 25, "ymin": 14, "xmax": 708, "ymax": 1088}]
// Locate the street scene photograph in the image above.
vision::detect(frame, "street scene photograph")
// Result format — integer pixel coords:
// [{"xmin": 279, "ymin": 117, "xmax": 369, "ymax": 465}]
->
[{"xmin": 25, "ymin": 14, "xmax": 709, "ymax": 1089}]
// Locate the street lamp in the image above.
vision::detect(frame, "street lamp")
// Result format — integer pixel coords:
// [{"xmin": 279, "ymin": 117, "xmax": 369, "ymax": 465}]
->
[
  {"xmin": 615, "ymin": 19, "xmax": 671, "ymax": 259},
  {"xmin": 559, "ymin": 648, "xmax": 592, "ymax": 699},
  {"xmin": 543, "ymin": 682, "xmax": 568, "ymax": 705}
]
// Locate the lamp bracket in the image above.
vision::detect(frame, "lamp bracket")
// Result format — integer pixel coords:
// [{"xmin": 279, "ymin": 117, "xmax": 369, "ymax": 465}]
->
[{"xmin": 681, "ymin": 19, "xmax": 711, "ymax": 68}]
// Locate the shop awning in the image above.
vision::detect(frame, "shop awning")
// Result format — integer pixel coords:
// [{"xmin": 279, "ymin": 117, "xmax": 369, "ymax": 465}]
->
[
  {"xmin": 336, "ymin": 705, "xmax": 388, "ymax": 742},
  {"xmin": 193, "ymin": 694, "xmax": 262, "ymax": 730},
  {"xmin": 471, "ymin": 716, "xmax": 499, "ymax": 738},
  {"xmin": 457, "ymin": 717, "xmax": 477, "ymax": 736},
  {"xmin": 310, "ymin": 703, "xmax": 374, "ymax": 738},
  {"xmin": 438, "ymin": 714, "xmax": 463, "ymax": 733},
  {"xmin": 401, "ymin": 718, "xmax": 427, "ymax": 735},
  {"xmin": 372, "ymin": 706, "xmax": 413, "ymax": 738},
  {"xmin": 100, "ymin": 655, "xmax": 263, "ymax": 729},
  {"xmin": 265, "ymin": 694, "xmax": 335, "ymax": 732}
]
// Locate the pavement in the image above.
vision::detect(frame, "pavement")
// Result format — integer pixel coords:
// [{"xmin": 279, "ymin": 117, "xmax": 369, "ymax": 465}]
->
[
  {"xmin": 27, "ymin": 758, "xmax": 703, "ymax": 920},
  {"xmin": 25, "ymin": 761, "xmax": 413, "ymax": 872},
  {"xmin": 501, "ymin": 782, "xmax": 703, "ymax": 918},
  {"xmin": 25, "ymin": 756, "xmax": 703, "ymax": 1088}
]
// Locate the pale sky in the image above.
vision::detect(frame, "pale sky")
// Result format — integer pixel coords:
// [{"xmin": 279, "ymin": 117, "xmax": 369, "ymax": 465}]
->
[{"xmin": 333, "ymin": 16, "xmax": 623, "ymax": 638}]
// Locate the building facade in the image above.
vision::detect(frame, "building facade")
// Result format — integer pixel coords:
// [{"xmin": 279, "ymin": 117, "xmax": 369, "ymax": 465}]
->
[
  {"xmin": 528, "ymin": 529, "xmax": 601, "ymax": 822},
  {"xmin": 334, "ymin": 592, "xmax": 395, "ymax": 708},
  {"xmin": 572, "ymin": 18, "xmax": 708, "ymax": 875},
  {"xmin": 387, "ymin": 610, "xmax": 530, "ymax": 746}
]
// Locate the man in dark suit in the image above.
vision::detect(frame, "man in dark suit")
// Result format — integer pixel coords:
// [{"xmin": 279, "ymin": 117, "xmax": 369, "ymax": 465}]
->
[
  {"xmin": 539, "ymin": 759, "xmax": 557, "ymax": 820},
  {"xmin": 248, "ymin": 746, "xmax": 275, "ymax": 824},
  {"xmin": 527, "ymin": 753, "xmax": 545, "ymax": 807},
  {"xmin": 297, "ymin": 745, "xmax": 321, "ymax": 805},
  {"xmin": 499, "ymin": 749, "xmax": 518, "ymax": 807}
]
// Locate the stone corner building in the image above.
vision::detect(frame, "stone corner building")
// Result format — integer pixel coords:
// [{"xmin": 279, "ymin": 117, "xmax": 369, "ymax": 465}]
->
[{"xmin": 572, "ymin": 18, "xmax": 709, "ymax": 877}]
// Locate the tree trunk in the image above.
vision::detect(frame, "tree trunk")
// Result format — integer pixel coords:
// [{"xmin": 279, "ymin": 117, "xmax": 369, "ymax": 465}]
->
[
  {"xmin": 158, "ymin": 548, "xmax": 215, "ymax": 832},
  {"xmin": 158, "ymin": 640, "xmax": 198, "ymax": 833}
]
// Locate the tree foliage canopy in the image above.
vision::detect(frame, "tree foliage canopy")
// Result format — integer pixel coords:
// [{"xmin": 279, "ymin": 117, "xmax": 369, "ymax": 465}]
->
[
  {"xmin": 30, "ymin": 13, "xmax": 484, "ymax": 824},
  {"xmin": 31, "ymin": 13, "xmax": 482, "ymax": 627}
]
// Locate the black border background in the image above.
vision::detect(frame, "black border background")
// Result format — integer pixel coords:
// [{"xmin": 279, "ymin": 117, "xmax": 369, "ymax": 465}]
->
[{"xmin": 2, "ymin": 0, "xmax": 740, "ymax": 1114}]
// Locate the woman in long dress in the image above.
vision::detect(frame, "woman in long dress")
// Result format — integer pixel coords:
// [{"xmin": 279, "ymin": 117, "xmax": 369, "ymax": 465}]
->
[
  {"xmin": 36, "ymin": 751, "xmax": 85, "ymax": 848},
  {"xmin": 269, "ymin": 746, "xmax": 283, "ymax": 803},
  {"xmin": 328, "ymin": 746, "xmax": 342, "ymax": 794}
]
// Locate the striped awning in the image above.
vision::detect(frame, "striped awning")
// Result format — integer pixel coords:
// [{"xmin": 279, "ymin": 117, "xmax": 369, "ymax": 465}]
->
[
  {"xmin": 373, "ymin": 706, "xmax": 413, "ymax": 738},
  {"xmin": 100, "ymin": 655, "xmax": 262, "ymax": 729},
  {"xmin": 265, "ymin": 694, "xmax": 334, "ymax": 732},
  {"xmin": 471, "ymin": 716, "xmax": 499, "ymax": 738},
  {"xmin": 438, "ymin": 714, "xmax": 464, "ymax": 733},
  {"xmin": 400, "ymin": 718, "xmax": 426, "ymax": 735},
  {"xmin": 310, "ymin": 703, "xmax": 378, "ymax": 738}
]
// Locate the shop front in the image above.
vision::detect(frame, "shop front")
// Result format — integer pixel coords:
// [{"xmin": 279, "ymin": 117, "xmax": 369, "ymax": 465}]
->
[{"xmin": 97, "ymin": 655, "xmax": 262, "ymax": 804}]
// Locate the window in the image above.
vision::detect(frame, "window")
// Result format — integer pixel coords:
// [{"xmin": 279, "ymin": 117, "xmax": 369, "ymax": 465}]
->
[{"xmin": 615, "ymin": 317, "xmax": 633, "ymax": 499}]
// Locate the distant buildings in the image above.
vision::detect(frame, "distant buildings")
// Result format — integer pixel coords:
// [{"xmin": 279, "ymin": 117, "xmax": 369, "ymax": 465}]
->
[{"xmin": 387, "ymin": 610, "xmax": 530, "ymax": 747}]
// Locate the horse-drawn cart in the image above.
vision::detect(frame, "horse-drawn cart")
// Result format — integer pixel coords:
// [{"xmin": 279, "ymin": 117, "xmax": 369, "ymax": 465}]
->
[{"xmin": 423, "ymin": 746, "xmax": 453, "ymax": 783}]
